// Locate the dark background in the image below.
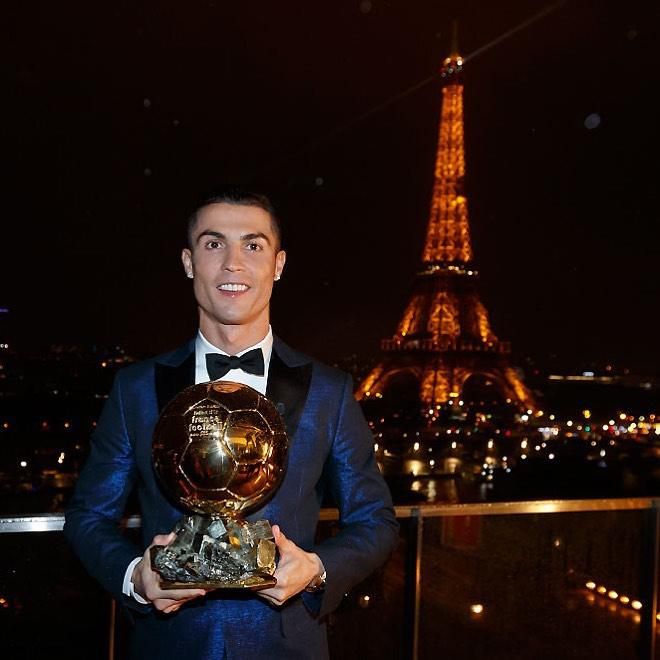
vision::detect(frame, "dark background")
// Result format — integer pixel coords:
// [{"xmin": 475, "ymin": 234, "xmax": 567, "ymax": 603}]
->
[{"xmin": 3, "ymin": 0, "xmax": 658, "ymax": 371}]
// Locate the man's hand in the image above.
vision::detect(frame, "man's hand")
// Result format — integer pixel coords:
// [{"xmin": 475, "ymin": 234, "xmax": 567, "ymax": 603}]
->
[
  {"xmin": 132, "ymin": 533, "xmax": 207, "ymax": 614},
  {"xmin": 258, "ymin": 525, "xmax": 324, "ymax": 606}
]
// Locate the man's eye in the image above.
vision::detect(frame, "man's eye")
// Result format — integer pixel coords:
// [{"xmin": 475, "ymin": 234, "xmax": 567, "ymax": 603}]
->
[
  {"xmin": 246, "ymin": 242, "xmax": 262, "ymax": 251},
  {"xmin": 206, "ymin": 240, "xmax": 221, "ymax": 249}
]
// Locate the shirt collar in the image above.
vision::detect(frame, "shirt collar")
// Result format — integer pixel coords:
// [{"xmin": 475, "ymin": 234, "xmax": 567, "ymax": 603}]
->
[{"xmin": 196, "ymin": 326, "xmax": 273, "ymax": 365}]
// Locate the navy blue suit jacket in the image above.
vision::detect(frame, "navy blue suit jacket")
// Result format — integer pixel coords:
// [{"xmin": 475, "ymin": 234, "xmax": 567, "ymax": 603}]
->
[{"xmin": 64, "ymin": 336, "xmax": 399, "ymax": 659}]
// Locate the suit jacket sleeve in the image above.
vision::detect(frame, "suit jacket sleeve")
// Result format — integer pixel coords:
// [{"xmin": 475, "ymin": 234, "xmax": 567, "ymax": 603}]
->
[
  {"xmin": 63, "ymin": 370, "xmax": 148, "ymax": 611},
  {"xmin": 307, "ymin": 374, "xmax": 399, "ymax": 618}
]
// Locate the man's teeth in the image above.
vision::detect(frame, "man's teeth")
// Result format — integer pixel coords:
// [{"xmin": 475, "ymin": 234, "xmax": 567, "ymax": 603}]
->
[{"xmin": 218, "ymin": 283, "xmax": 248, "ymax": 292}]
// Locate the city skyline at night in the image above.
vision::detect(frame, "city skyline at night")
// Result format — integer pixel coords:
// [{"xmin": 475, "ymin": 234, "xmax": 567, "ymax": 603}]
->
[{"xmin": 3, "ymin": 0, "xmax": 658, "ymax": 373}]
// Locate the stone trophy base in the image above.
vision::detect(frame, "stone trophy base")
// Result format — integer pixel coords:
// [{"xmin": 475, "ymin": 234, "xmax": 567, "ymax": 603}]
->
[{"xmin": 150, "ymin": 514, "xmax": 277, "ymax": 590}]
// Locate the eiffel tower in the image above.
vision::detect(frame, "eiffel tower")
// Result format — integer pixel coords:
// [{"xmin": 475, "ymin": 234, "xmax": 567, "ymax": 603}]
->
[{"xmin": 357, "ymin": 42, "xmax": 535, "ymax": 412}]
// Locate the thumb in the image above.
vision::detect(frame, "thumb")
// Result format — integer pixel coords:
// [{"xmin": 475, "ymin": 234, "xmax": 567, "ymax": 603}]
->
[
  {"xmin": 152, "ymin": 532, "xmax": 176, "ymax": 547},
  {"xmin": 272, "ymin": 525, "xmax": 289, "ymax": 550}
]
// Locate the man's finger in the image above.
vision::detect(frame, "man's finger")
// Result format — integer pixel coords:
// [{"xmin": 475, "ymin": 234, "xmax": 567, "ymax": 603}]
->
[
  {"xmin": 272, "ymin": 525, "xmax": 292, "ymax": 551},
  {"xmin": 162, "ymin": 593, "xmax": 200, "ymax": 613},
  {"xmin": 152, "ymin": 532, "xmax": 176, "ymax": 547},
  {"xmin": 155, "ymin": 590, "xmax": 206, "ymax": 612},
  {"xmin": 157, "ymin": 587, "xmax": 206, "ymax": 600},
  {"xmin": 257, "ymin": 590, "xmax": 284, "ymax": 606}
]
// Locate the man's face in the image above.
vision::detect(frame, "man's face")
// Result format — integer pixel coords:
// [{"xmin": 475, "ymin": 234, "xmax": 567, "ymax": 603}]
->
[{"xmin": 181, "ymin": 203, "xmax": 286, "ymax": 333}]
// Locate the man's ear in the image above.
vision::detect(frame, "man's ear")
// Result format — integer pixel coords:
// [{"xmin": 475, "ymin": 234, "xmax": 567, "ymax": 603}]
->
[
  {"xmin": 274, "ymin": 250, "xmax": 286, "ymax": 281},
  {"xmin": 182, "ymin": 248, "xmax": 194, "ymax": 278}
]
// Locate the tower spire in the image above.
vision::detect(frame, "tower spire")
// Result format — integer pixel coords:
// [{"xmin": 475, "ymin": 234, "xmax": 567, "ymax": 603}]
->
[
  {"xmin": 450, "ymin": 19, "xmax": 459, "ymax": 57},
  {"xmin": 421, "ymin": 36, "xmax": 472, "ymax": 265}
]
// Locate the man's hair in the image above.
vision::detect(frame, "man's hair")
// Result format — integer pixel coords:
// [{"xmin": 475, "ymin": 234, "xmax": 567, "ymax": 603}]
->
[{"xmin": 186, "ymin": 186, "xmax": 282, "ymax": 250}]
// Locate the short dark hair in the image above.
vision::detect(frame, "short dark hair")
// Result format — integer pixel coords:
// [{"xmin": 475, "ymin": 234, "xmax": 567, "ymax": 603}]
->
[{"xmin": 186, "ymin": 186, "xmax": 282, "ymax": 250}]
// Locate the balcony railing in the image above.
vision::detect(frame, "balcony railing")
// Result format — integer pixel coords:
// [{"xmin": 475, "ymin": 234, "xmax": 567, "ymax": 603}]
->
[{"xmin": 1, "ymin": 498, "xmax": 658, "ymax": 660}]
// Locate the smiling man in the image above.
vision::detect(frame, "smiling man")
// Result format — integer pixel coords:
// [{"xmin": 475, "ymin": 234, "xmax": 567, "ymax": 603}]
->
[
  {"xmin": 182, "ymin": 201, "xmax": 286, "ymax": 352},
  {"xmin": 64, "ymin": 187, "xmax": 399, "ymax": 659}
]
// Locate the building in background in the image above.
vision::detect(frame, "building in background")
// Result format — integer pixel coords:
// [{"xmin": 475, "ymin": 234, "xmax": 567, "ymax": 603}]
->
[{"xmin": 358, "ymin": 42, "xmax": 534, "ymax": 413}]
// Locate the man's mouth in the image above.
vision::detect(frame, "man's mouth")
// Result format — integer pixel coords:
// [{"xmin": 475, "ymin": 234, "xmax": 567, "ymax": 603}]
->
[{"xmin": 217, "ymin": 283, "xmax": 249, "ymax": 293}]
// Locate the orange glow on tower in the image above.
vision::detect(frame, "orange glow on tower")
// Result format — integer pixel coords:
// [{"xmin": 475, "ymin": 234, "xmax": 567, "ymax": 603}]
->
[
  {"xmin": 422, "ymin": 52, "xmax": 472, "ymax": 264},
  {"xmin": 357, "ymin": 43, "xmax": 534, "ymax": 411}
]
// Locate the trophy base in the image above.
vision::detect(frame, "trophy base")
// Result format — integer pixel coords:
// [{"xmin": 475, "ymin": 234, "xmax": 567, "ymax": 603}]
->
[
  {"xmin": 150, "ymin": 546, "xmax": 277, "ymax": 591},
  {"xmin": 160, "ymin": 577, "xmax": 277, "ymax": 591},
  {"xmin": 149, "ymin": 515, "xmax": 278, "ymax": 591}
]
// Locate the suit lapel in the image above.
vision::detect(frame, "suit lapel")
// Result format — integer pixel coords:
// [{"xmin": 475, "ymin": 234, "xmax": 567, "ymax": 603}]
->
[
  {"xmin": 266, "ymin": 341, "xmax": 313, "ymax": 444},
  {"xmin": 155, "ymin": 349, "xmax": 195, "ymax": 413}
]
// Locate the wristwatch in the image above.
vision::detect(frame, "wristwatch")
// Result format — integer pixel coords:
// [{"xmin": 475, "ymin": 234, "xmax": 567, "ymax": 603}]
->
[{"xmin": 304, "ymin": 569, "xmax": 327, "ymax": 593}]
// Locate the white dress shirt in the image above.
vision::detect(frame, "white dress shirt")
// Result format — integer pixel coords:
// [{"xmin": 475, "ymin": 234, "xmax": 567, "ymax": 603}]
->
[
  {"xmin": 122, "ymin": 327, "xmax": 275, "ymax": 603},
  {"xmin": 194, "ymin": 326, "xmax": 273, "ymax": 394}
]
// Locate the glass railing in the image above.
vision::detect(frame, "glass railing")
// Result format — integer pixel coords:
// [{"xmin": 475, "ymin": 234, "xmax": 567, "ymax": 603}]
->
[{"xmin": 1, "ymin": 498, "xmax": 658, "ymax": 660}]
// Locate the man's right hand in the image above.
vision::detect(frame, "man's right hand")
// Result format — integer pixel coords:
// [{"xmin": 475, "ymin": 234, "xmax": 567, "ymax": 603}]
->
[{"xmin": 132, "ymin": 533, "xmax": 207, "ymax": 614}]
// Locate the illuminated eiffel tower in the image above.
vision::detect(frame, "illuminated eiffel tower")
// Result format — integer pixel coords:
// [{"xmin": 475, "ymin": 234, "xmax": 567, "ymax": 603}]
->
[{"xmin": 357, "ymin": 43, "xmax": 535, "ymax": 411}]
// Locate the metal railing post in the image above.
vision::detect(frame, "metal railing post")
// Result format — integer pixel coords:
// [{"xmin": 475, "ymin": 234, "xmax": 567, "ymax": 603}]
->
[
  {"xmin": 108, "ymin": 598, "xmax": 116, "ymax": 660},
  {"xmin": 639, "ymin": 503, "xmax": 659, "ymax": 660},
  {"xmin": 403, "ymin": 507, "xmax": 423, "ymax": 660}
]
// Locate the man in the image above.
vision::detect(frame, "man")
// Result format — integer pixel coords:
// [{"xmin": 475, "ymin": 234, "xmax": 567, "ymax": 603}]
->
[{"xmin": 64, "ymin": 188, "xmax": 399, "ymax": 659}]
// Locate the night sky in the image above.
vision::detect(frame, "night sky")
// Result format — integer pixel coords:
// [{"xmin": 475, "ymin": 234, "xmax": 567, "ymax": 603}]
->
[{"xmin": 4, "ymin": 0, "xmax": 659, "ymax": 372}]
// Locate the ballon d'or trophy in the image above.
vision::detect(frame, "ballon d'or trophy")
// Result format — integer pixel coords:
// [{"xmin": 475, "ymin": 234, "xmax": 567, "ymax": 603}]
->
[{"xmin": 150, "ymin": 381, "xmax": 288, "ymax": 590}]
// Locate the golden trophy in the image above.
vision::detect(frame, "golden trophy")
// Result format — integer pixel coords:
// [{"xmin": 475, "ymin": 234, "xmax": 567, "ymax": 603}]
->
[{"xmin": 150, "ymin": 381, "xmax": 288, "ymax": 590}]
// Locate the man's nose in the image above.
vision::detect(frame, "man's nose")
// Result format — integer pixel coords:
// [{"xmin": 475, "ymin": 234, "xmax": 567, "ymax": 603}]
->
[{"xmin": 223, "ymin": 245, "xmax": 244, "ymax": 271}]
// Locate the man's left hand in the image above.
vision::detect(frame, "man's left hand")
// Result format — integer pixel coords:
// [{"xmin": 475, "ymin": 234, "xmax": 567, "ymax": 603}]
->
[{"xmin": 257, "ymin": 524, "xmax": 324, "ymax": 606}]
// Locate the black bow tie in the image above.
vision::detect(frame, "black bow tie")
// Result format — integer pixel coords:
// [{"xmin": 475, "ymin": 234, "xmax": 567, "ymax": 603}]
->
[{"xmin": 205, "ymin": 348, "xmax": 265, "ymax": 380}]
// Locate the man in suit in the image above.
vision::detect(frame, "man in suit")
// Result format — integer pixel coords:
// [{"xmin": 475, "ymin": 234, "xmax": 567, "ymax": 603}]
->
[{"xmin": 64, "ymin": 188, "xmax": 399, "ymax": 659}]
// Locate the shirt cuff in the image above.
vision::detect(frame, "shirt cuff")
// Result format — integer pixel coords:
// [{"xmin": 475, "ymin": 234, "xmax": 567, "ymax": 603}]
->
[{"xmin": 122, "ymin": 556, "xmax": 149, "ymax": 605}]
